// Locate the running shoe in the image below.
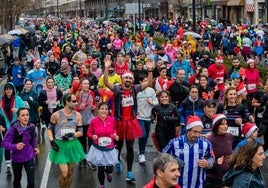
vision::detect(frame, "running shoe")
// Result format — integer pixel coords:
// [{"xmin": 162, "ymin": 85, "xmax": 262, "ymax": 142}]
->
[
  {"xmin": 87, "ymin": 162, "xmax": 97, "ymax": 170},
  {"xmin": 6, "ymin": 167, "xmax": 12, "ymax": 176},
  {"xmin": 106, "ymin": 173, "xmax": 112, "ymax": 183},
  {"xmin": 138, "ymin": 154, "xmax": 146, "ymax": 164},
  {"xmin": 126, "ymin": 171, "xmax": 135, "ymax": 182},
  {"xmin": 115, "ymin": 162, "xmax": 122, "ymax": 173}
]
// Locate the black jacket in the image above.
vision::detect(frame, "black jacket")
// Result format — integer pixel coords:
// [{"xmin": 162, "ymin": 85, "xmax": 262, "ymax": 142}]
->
[{"xmin": 151, "ymin": 103, "xmax": 180, "ymax": 136}]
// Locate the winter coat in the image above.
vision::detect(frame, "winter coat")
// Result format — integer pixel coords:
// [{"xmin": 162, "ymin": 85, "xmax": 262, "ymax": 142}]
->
[
  {"xmin": 222, "ymin": 167, "xmax": 265, "ymax": 188},
  {"xmin": 2, "ymin": 120, "xmax": 37, "ymax": 163}
]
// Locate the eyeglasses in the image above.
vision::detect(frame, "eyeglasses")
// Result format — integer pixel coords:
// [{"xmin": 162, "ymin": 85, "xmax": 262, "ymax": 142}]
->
[{"xmin": 71, "ymin": 100, "xmax": 77, "ymax": 103}]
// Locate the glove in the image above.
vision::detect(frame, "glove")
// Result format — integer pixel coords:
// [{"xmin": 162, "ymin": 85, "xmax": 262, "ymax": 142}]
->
[
  {"xmin": 50, "ymin": 140, "xmax": 59, "ymax": 152},
  {"xmin": 62, "ymin": 132, "xmax": 74, "ymax": 141}
]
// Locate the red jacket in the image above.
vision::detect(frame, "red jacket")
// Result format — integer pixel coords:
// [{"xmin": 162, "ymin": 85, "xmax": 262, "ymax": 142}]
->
[{"xmin": 143, "ymin": 177, "xmax": 181, "ymax": 188}]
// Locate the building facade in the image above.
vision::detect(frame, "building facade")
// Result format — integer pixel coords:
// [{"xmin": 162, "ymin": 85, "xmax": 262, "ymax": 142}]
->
[{"xmin": 38, "ymin": 0, "xmax": 267, "ymax": 24}]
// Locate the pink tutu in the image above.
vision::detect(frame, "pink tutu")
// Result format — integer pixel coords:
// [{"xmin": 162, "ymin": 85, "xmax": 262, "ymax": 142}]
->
[{"xmin": 116, "ymin": 118, "xmax": 142, "ymax": 140}]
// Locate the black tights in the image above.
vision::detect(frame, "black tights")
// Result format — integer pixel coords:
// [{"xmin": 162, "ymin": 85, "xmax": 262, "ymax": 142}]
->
[
  {"xmin": 97, "ymin": 166, "xmax": 113, "ymax": 185},
  {"xmin": 116, "ymin": 140, "xmax": 134, "ymax": 171}
]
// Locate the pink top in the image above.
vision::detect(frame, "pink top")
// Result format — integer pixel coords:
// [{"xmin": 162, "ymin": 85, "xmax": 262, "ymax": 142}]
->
[
  {"xmin": 87, "ymin": 116, "xmax": 116, "ymax": 149},
  {"xmin": 244, "ymin": 68, "xmax": 261, "ymax": 93},
  {"xmin": 113, "ymin": 38, "xmax": 123, "ymax": 50}
]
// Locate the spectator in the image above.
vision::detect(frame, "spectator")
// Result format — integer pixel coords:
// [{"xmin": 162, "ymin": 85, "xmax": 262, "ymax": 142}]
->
[{"xmin": 7, "ymin": 57, "xmax": 26, "ymax": 95}]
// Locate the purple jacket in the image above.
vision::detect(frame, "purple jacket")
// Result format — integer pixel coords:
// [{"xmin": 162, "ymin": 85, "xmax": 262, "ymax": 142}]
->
[{"xmin": 2, "ymin": 120, "xmax": 37, "ymax": 163}]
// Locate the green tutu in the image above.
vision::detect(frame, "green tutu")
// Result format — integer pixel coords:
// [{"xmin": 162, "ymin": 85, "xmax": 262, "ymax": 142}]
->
[{"xmin": 49, "ymin": 139, "xmax": 85, "ymax": 164}]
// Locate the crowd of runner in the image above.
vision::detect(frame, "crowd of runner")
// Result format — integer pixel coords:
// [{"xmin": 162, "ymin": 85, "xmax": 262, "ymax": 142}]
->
[{"xmin": 0, "ymin": 16, "xmax": 267, "ymax": 188}]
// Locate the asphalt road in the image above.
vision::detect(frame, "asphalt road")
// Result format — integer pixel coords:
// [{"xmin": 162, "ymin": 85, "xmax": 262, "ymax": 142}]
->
[{"xmin": 0, "ymin": 131, "xmax": 157, "ymax": 188}]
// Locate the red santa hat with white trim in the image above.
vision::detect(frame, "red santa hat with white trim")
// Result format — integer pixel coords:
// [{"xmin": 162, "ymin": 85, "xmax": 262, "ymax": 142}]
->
[
  {"xmin": 122, "ymin": 71, "xmax": 134, "ymax": 80},
  {"xmin": 236, "ymin": 83, "xmax": 247, "ymax": 96},
  {"xmin": 186, "ymin": 116, "xmax": 203, "ymax": 130},
  {"xmin": 242, "ymin": 122, "xmax": 258, "ymax": 138},
  {"xmin": 215, "ymin": 55, "xmax": 224, "ymax": 63}
]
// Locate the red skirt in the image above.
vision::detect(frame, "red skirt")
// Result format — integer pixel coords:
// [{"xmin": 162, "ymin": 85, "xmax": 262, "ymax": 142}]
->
[{"xmin": 116, "ymin": 118, "xmax": 142, "ymax": 140}]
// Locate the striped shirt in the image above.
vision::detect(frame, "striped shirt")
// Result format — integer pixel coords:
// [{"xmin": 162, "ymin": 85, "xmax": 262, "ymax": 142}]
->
[{"xmin": 163, "ymin": 135, "xmax": 215, "ymax": 188}]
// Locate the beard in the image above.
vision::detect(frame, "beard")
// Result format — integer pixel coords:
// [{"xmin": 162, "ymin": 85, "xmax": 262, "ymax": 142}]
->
[{"xmin": 124, "ymin": 81, "xmax": 132, "ymax": 88}]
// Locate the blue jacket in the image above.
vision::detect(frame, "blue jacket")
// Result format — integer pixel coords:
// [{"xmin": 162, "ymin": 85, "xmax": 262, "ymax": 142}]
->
[
  {"xmin": 178, "ymin": 96, "xmax": 204, "ymax": 125},
  {"xmin": 170, "ymin": 60, "xmax": 193, "ymax": 82},
  {"xmin": 7, "ymin": 64, "xmax": 26, "ymax": 86},
  {"xmin": 223, "ymin": 167, "xmax": 265, "ymax": 188},
  {"xmin": 12, "ymin": 37, "xmax": 20, "ymax": 48}
]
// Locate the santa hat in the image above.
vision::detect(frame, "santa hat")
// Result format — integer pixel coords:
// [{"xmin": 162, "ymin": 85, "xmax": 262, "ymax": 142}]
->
[
  {"xmin": 212, "ymin": 114, "xmax": 226, "ymax": 126},
  {"xmin": 212, "ymin": 114, "xmax": 226, "ymax": 133},
  {"xmin": 242, "ymin": 122, "xmax": 258, "ymax": 138},
  {"xmin": 215, "ymin": 55, "xmax": 224, "ymax": 63},
  {"xmin": 186, "ymin": 116, "xmax": 203, "ymax": 130},
  {"xmin": 61, "ymin": 58, "xmax": 69, "ymax": 64},
  {"xmin": 33, "ymin": 58, "xmax": 40, "ymax": 65},
  {"xmin": 236, "ymin": 82, "xmax": 247, "ymax": 96},
  {"xmin": 122, "ymin": 71, "xmax": 134, "ymax": 80},
  {"xmin": 247, "ymin": 59, "xmax": 255, "ymax": 64}
]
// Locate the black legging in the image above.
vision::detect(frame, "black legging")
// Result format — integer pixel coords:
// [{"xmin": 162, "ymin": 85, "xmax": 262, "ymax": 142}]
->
[
  {"xmin": 78, "ymin": 125, "xmax": 93, "ymax": 154},
  {"xmin": 116, "ymin": 140, "xmax": 134, "ymax": 171},
  {"xmin": 97, "ymin": 166, "xmax": 113, "ymax": 185}
]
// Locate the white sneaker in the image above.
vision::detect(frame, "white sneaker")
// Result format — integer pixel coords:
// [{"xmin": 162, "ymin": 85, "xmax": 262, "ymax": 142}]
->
[{"xmin": 138, "ymin": 154, "xmax": 146, "ymax": 164}]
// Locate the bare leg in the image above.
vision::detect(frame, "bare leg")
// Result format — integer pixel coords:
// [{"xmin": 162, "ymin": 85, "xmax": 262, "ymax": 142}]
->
[
  {"xmin": 66, "ymin": 163, "xmax": 74, "ymax": 188},
  {"xmin": 59, "ymin": 164, "xmax": 68, "ymax": 188}
]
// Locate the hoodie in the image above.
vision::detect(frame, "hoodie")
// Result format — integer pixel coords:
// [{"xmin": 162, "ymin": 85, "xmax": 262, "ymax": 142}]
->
[{"xmin": 0, "ymin": 82, "xmax": 25, "ymax": 128}]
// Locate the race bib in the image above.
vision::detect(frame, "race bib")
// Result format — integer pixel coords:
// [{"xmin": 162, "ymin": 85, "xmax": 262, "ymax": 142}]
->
[
  {"xmin": 227, "ymin": 127, "xmax": 239, "ymax": 136},
  {"xmin": 247, "ymin": 84, "xmax": 256, "ymax": 90},
  {"xmin": 216, "ymin": 77, "xmax": 224, "ymax": 84},
  {"xmin": 49, "ymin": 101, "xmax": 57, "ymax": 109},
  {"xmin": 98, "ymin": 137, "xmax": 112, "ymax": 147},
  {"xmin": 61, "ymin": 128, "xmax": 75, "ymax": 137},
  {"xmin": 122, "ymin": 97, "xmax": 134, "ymax": 107}
]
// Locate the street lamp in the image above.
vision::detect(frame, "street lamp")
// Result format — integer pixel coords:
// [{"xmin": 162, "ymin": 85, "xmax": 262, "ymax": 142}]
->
[{"xmin": 192, "ymin": 0, "xmax": 196, "ymax": 32}]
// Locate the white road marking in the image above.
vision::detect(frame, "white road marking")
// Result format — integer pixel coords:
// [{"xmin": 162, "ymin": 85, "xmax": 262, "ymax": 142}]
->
[{"xmin": 40, "ymin": 151, "xmax": 51, "ymax": 188}]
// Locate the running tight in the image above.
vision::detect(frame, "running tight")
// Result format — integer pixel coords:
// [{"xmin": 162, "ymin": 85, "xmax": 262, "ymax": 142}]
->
[{"xmin": 116, "ymin": 140, "xmax": 134, "ymax": 171}]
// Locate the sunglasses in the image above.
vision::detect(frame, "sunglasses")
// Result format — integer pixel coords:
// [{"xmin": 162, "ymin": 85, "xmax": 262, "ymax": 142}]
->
[{"xmin": 71, "ymin": 100, "xmax": 77, "ymax": 103}]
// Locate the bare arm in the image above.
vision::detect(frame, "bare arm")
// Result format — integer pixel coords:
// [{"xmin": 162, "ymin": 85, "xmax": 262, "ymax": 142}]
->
[
  {"xmin": 141, "ymin": 59, "xmax": 155, "ymax": 90},
  {"xmin": 103, "ymin": 57, "xmax": 115, "ymax": 90},
  {"xmin": 75, "ymin": 112, "xmax": 83, "ymax": 138}
]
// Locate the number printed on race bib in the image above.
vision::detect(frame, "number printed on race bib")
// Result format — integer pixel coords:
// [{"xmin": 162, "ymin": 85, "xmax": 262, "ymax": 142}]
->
[
  {"xmin": 61, "ymin": 128, "xmax": 75, "ymax": 137},
  {"xmin": 98, "ymin": 137, "xmax": 112, "ymax": 147},
  {"xmin": 247, "ymin": 84, "xmax": 256, "ymax": 90},
  {"xmin": 49, "ymin": 101, "xmax": 57, "ymax": 109},
  {"xmin": 227, "ymin": 127, "xmax": 239, "ymax": 136},
  {"xmin": 122, "ymin": 97, "xmax": 134, "ymax": 107}
]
